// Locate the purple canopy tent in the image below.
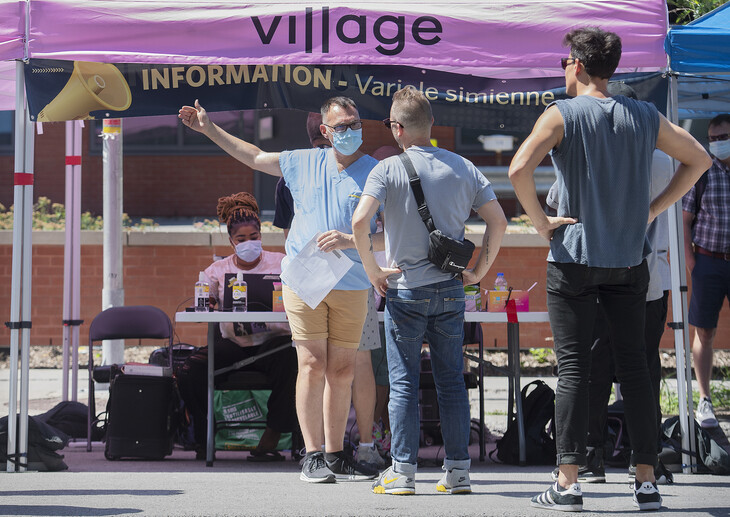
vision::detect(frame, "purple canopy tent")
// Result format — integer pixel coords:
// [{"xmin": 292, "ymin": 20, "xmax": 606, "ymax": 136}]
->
[{"xmin": 0, "ymin": 0, "xmax": 670, "ymax": 472}]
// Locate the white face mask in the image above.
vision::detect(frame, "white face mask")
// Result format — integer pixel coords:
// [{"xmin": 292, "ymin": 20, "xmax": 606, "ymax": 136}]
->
[
  {"xmin": 709, "ymin": 140, "xmax": 730, "ymax": 161},
  {"xmin": 234, "ymin": 240, "xmax": 263, "ymax": 262}
]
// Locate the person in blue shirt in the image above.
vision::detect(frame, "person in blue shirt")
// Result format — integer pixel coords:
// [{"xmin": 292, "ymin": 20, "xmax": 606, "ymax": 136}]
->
[{"xmin": 179, "ymin": 97, "xmax": 381, "ymax": 483}]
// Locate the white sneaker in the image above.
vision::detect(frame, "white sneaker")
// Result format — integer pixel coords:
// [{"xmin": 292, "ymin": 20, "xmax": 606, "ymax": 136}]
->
[
  {"xmin": 696, "ymin": 397, "xmax": 719, "ymax": 428},
  {"xmin": 356, "ymin": 443, "xmax": 386, "ymax": 469},
  {"xmin": 436, "ymin": 467, "xmax": 471, "ymax": 494}
]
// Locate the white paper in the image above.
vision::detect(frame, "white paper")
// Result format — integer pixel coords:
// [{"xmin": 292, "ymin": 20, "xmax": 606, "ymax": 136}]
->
[{"xmin": 280, "ymin": 233, "xmax": 354, "ymax": 309}]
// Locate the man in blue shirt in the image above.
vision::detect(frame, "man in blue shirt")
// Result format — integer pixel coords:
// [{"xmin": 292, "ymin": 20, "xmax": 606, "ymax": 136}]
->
[
  {"xmin": 179, "ymin": 97, "xmax": 380, "ymax": 483},
  {"xmin": 510, "ymin": 27, "xmax": 711, "ymax": 512}
]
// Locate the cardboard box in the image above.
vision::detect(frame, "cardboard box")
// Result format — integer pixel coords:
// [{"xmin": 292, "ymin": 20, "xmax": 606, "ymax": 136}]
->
[
  {"xmin": 486, "ymin": 290, "xmax": 530, "ymax": 312},
  {"xmin": 272, "ymin": 282, "xmax": 284, "ymax": 312},
  {"xmin": 464, "ymin": 285, "xmax": 481, "ymax": 312}
]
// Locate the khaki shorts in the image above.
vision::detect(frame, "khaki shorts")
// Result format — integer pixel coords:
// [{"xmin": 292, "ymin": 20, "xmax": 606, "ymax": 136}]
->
[{"xmin": 282, "ymin": 286, "xmax": 368, "ymax": 349}]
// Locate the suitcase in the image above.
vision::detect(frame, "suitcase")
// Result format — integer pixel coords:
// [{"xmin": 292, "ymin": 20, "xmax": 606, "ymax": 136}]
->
[{"xmin": 104, "ymin": 372, "xmax": 178, "ymax": 460}]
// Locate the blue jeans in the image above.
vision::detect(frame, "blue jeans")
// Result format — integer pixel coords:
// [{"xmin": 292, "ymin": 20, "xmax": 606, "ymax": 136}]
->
[{"xmin": 384, "ymin": 278, "xmax": 471, "ymax": 475}]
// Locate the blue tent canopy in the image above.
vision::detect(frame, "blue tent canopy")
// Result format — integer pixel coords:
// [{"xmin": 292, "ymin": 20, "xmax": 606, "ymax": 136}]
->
[{"xmin": 665, "ymin": 2, "xmax": 730, "ymax": 74}]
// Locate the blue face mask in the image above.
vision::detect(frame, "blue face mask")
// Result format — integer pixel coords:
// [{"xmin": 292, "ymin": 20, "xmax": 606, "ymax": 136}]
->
[
  {"xmin": 331, "ymin": 128, "xmax": 363, "ymax": 156},
  {"xmin": 709, "ymin": 140, "xmax": 730, "ymax": 161},
  {"xmin": 234, "ymin": 240, "xmax": 262, "ymax": 262}
]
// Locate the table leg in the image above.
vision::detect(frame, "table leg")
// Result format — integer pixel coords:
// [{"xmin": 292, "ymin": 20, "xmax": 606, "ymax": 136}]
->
[
  {"xmin": 206, "ymin": 322, "xmax": 215, "ymax": 467},
  {"xmin": 478, "ymin": 327, "xmax": 485, "ymax": 461},
  {"xmin": 508, "ymin": 321, "xmax": 526, "ymax": 465}
]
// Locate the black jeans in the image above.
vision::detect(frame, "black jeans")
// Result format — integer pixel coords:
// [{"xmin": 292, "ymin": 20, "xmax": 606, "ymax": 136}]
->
[
  {"xmin": 547, "ymin": 260, "xmax": 657, "ymax": 467},
  {"xmin": 177, "ymin": 328, "xmax": 298, "ymax": 448},
  {"xmin": 587, "ymin": 291, "xmax": 668, "ymax": 454}
]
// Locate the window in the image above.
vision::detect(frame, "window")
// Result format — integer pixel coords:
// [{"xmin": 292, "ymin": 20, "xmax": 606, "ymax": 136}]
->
[
  {"xmin": 88, "ymin": 110, "xmax": 256, "ymax": 155},
  {"xmin": 0, "ymin": 111, "xmax": 13, "ymax": 153}
]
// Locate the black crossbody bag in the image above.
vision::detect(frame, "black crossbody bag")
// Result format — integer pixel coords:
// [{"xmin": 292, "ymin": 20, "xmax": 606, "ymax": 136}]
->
[{"xmin": 400, "ymin": 153, "xmax": 475, "ymax": 273}]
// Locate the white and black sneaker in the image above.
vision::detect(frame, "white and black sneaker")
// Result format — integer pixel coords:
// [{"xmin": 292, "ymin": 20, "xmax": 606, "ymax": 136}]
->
[
  {"xmin": 633, "ymin": 481, "xmax": 662, "ymax": 511},
  {"xmin": 325, "ymin": 450, "xmax": 378, "ymax": 481},
  {"xmin": 531, "ymin": 482, "xmax": 583, "ymax": 512},
  {"xmin": 299, "ymin": 451, "xmax": 336, "ymax": 483}
]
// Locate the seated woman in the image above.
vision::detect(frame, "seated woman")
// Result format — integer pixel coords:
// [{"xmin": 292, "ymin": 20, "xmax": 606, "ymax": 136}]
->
[{"xmin": 178, "ymin": 192, "xmax": 297, "ymax": 462}]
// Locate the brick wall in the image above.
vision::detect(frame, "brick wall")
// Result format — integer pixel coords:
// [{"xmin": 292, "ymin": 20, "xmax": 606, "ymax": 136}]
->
[{"xmin": 1, "ymin": 232, "xmax": 727, "ymax": 352}]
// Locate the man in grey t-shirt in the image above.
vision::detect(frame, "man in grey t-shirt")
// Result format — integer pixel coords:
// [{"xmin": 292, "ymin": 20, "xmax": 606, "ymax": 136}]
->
[
  {"xmin": 510, "ymin": 27, "xmax": 710, "ymax": 512},
  {"xmin": 352, "ymin": 85, "xmax": 507, "ymax": 495}
]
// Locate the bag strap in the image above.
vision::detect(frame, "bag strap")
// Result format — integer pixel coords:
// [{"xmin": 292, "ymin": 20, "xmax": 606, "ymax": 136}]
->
[{"xmin": 400, "ymin": 153, "xmax": 436, "ymax": 233}]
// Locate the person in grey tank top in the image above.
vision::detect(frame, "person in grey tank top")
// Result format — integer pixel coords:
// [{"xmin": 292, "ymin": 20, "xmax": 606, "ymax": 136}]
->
[{"xmin": 509, "ymin": 27, "xmax": 711, "ymax": 512}]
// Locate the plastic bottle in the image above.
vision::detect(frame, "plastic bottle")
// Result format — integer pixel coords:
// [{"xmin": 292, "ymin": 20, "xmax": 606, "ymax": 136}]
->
[
  {"xmin": 494, "ymin": 272, "xmax": 508, "ymax": 291},
  {"xmin": 194, "ymin": 272, "xmax": 210, "ymax": 312},
  {"xmin": 232, "ymin": 272, "xmax": 248, "ymax": 312}
]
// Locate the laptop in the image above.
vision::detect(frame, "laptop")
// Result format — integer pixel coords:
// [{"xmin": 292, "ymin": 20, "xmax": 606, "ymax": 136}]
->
[{"xmin": 222, "ymin": 273, "xmax": 281, "ymax": 312}]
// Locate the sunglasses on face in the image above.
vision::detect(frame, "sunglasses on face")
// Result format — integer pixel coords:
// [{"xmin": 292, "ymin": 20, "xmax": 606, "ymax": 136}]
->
[
  {"xmin": 382, "ymin": 118, "xmax": 405, "ymax": 129},
  {"xmin": 323, "ymin": 121, "xmax": 363, "ymax": 133},
  {"xmin": 709, "ymin": 133, "xmax": 730, "ymax": 143},
  {"xmin": 561, "ymin": 57, "xmax": 577, "ymax": 70}
]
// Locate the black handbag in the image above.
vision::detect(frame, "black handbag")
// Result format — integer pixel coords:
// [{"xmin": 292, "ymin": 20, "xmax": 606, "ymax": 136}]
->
[{"xmin": 400, "ymin": 153, "xmax": 475, "ymax": 273}]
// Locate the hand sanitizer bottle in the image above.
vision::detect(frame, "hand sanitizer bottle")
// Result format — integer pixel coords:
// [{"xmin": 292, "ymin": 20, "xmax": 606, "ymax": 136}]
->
[
  {"xmin": 195, "ymin": 272, "xmax": 210, "ymax": 312},
  {"xmin": 232, "ymin": 272, "xmax": 247, "ymax": 312}
]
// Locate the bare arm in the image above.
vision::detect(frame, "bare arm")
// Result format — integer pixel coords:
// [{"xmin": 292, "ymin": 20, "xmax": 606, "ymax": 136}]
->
[
  {"xmin": 317, "ymin": 228, "xmax": 385, "ymax": 252},
  {"xmin": 650, "ymin": 114, "xmax": 712, "ymax": 222},
  {"xmin": 461, "ymin": 199, "xmax": 508, "ymax": 286},
  {"xmin": 179, "ymin": 100, "xmax": 282, "ymax": 176},
  {"xmin": 509, "ymin": 106, "xmax": 577, "ymax": 241},
  {"xmin": 682, "ymin": 210, "xmax": 696, "ymax": 273},
  {"xmin": 352, "ymin": 195, "xmax": 400, "ymax": 296}
]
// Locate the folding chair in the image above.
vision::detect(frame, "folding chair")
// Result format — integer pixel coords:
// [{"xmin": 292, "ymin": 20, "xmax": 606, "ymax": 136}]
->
[{"xmin": 86, "ymin": 305, "xmax": 173, "ymax": 451}]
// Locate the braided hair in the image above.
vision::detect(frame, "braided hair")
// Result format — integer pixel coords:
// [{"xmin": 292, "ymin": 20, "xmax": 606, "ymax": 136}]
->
[{"xmin": 216, "ymin": 192, "xmax": 261, "ymax": 236}]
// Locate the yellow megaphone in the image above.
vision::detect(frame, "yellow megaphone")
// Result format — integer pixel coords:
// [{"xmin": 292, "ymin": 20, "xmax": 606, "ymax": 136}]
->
[{"xmin": 37, "ymin": 61, "xmax": 132, "ymax": 122}]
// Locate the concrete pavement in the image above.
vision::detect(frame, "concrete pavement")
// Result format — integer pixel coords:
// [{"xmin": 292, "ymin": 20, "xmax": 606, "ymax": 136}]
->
[
  {"xmin": 2, "ymin": 369, "xmax": 730, "ymax": 516},
  {"xmin": 1, "ymin": 445, "xmax": 730, "ymax": 516}
]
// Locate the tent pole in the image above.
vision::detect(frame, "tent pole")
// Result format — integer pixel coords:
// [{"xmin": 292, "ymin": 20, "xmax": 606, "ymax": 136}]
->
[
  {"xmin": 6, "ymin": 60, "xmax": 27, "ymax": 473},
  {"xmin": 62, "ymin": 121, "xmax": 83, "ymax": 401},
  {"xmin": 18, "ymin": 96, "xmax": 35, "ymax": 471},
  {"xmin": 62, "ymin": 121, "xmax": 72, "ymax": 401},
  {"xmin": 666, "ymin": 72, "xmax": 697, "ymax": 474},
  {"xmin": 71, "ymin": 122, "xmax": 82, "ymax": 401}
]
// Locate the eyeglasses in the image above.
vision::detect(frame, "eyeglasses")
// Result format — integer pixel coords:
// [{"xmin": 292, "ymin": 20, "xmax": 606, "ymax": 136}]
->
[
  {"xmin": 323, "ymin": 120, "xmax": 362, "ymax": 133},
  {"xmin": 383, "ymin": 118, "xmax": 405, "ymax": 129},
  {"xmin": 708, "ymin": 133, "xmax": 730, "ymax": 143},
  {"xmin": 561, "ymin": 57, "xmax": 577, "ymax": 70}
]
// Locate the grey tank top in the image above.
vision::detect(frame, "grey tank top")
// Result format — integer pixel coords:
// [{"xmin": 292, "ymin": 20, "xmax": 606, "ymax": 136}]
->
[{"xmin": 548, "ymin": 95, "xmax": 660, "ymax": 268}]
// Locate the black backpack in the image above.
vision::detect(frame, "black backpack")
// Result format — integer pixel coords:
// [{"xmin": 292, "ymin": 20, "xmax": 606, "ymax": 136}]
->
[
  {"xmin": 604, "ymin": 400, "xmax": 632, "ymax": 467},
  {"xmin": 492, "ymin": 380, "xmax": 556, "ymax": 465},
  {"xmin": 662, "ymin": 415, "xmax": 730, "ymax": 475},
  {"xmin": 0, "ymin": 415, "xmax": 70, "ymax": 471}
]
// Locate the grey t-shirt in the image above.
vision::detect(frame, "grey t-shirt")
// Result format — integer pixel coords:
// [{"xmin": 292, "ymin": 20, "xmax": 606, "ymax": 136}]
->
[
  {"xmin": 363, "ymin": 146, "xmax": 496, "ymax": 289},
  {"xmin": 548, "ymin": 95, "xmax": 660, "ymax": 268}
]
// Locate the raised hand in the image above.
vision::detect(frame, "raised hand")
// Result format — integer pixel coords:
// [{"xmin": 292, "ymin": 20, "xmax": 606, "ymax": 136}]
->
[{"xmin": 178, "ymin": 99, "xmax": 210, "ymax": 134}]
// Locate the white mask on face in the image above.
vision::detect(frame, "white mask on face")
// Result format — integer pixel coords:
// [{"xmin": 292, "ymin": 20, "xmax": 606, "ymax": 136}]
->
[
  {"xmin": 709, "ymin": 140, "xmax": 730, "ymax": 161},
  {"xmin": 234, "ymin": 240, "xmax": 263, "ymax": 262}
]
